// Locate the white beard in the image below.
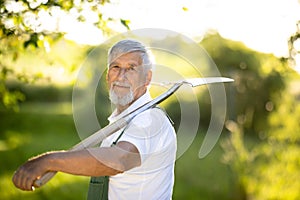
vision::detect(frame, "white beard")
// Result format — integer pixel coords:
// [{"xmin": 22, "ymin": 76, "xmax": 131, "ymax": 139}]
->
[{"xmin": 109, "ymin": 84, "xmax": 134, "ymax": 106}]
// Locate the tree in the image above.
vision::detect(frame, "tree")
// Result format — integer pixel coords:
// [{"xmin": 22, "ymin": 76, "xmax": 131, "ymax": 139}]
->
[
  {"xmin": 222, "ymin": 76, "xmax": 300, "ymax": 200},
  {"xmin": 0, "ymin": 0, "xmax": 128, "ymax": 110},
  {"xmin": 201, "ymin": 33, "xmax": 290, "ymax": 135},
  {"xmin": 221, "ymin": 19, "xmax": 300, "ymax": 199}
]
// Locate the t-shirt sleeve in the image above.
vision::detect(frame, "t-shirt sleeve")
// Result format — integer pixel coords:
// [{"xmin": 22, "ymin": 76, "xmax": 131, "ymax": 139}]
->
[{"xmin": 118, "ymin": 108, "xmax": 175, "ymax": 163}]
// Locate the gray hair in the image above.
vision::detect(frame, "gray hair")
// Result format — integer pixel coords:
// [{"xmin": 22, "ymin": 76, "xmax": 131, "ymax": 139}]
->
[{"xmin": 107, "ymin": 39, "xmax": 154, "ymax": 72}]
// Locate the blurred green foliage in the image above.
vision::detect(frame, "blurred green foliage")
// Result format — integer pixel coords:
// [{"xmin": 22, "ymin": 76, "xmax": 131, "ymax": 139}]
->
[
  {"xmin": 0, "ymin": 104, "xmax": 89, "ymax": 200},
  {"xmin": 164, "ymin": 33, "xmax": 293, "ymax": 137},
  {"xmin": 201, "ymin": 33, "xmax": 291, "ymax": 135},
  {"xmin": 200, "ymin": 33, "xmax": 300, "ymax": 200},
  {"xmin": 222, "ymin": 78, "xmax": 300, "ymax": 199}
]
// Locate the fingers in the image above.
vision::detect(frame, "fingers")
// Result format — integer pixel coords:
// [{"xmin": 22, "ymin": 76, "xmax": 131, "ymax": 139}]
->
[
  {"xmin": 12, "ymin": 165, "xmax": 38, "ymax": 191},
  {"xmin": 12, "ymin": 153, "xmax": 51, "ymax": 191},
  {"xmin": 12, "ymin": 153, "xmax": 54, "ymax": 191}
]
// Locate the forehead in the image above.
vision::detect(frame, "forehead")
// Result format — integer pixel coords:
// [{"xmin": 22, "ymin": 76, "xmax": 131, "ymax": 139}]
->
[{"xmin": 109, "ymin": 51, "xmax": 143, "ymax": 65}]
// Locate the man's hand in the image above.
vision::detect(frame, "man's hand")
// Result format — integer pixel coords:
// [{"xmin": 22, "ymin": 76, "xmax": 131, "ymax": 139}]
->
[{"xmin": 12, "ymin": 154, "xmax": 51, "ymax": 191}]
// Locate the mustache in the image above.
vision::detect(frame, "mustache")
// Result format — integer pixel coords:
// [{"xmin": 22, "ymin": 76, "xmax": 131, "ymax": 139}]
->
[{"xmin": 112, "ymin": 81, "xmax": 131, "ymax": 88}]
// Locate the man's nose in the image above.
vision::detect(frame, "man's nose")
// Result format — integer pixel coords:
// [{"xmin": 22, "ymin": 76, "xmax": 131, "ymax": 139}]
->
[{"xmin": 117, "ymin": 68, "xmax": 127, "ymax": 79}]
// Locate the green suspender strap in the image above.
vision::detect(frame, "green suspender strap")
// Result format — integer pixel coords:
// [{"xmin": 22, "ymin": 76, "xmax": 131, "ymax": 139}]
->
[
  {"xmin": 87, "ymin": 125, "xmax": 128, "ymax": 200},
  {"xmin": 87, "ymin": 176, "xmax": 109, "ymax": 200}
]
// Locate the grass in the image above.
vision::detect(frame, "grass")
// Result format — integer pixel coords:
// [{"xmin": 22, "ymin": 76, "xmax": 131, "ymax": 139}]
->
[{"xmin": 0, "ymin": 102, "xmax": 235, "ymax": 200}]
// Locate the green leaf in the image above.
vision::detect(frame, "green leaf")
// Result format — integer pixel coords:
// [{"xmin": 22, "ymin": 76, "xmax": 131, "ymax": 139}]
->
[
  {"xmin": 23, "ymin": 33, "xmax": 39, "ymax": 48},
  {"xmin": 120, "ymin": 19, "xmax": 130, "ymax": 30}
]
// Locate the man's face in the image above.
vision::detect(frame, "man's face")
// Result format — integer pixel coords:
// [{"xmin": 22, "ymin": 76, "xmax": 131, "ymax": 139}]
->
[{"xmin": 107, "ymin": 51, "xmax": 152, "ymax": 106}]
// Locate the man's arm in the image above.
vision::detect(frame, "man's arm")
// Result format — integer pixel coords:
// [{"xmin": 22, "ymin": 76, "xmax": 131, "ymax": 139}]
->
[{"xmin": 12, "ymin": 141, "xmax": 141, "ymax": 191}]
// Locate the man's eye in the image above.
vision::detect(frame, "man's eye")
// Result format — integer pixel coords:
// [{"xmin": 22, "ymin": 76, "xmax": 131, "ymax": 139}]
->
[
  {"xmin": 128, "ymin": 67, "xmax": 135, "ymax": 71},
  {"xmin": 111, "ymin": 66, "xmax": 120, "ymax": 71},
  {"xmin": 128, "ymin": 65, "xmax": 137, "ymax": 71}
]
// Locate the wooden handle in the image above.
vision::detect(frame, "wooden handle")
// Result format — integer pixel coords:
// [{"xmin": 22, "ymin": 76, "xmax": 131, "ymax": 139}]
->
[{"xmin": 33, "ymin": 171, "xmax": 57, "ymax": 188}]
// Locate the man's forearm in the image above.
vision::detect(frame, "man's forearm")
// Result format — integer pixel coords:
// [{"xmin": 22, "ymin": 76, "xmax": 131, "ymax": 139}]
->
[
  {"xmin": 47, "ymin": 148, "xmax": 123, "ymax": 177},
  {"xmin": 45, "ymin": 141, "xmax": 141, "ymax": 177}
]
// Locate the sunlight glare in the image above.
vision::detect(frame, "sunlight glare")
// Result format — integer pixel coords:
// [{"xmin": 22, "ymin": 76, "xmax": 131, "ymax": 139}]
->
[
  {"xmin": 103, "ymin": 0, "xmax": 300, "ymax": 57},
  {"xmin": 42, "ymin": 66, "xmax": 69, "ymax": 84},
  {"xmin": 4, "ymin": 0, "xmax": 26, "ymax": 13}
]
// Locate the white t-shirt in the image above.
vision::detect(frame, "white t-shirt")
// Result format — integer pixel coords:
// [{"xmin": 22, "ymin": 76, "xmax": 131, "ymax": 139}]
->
[{"xmin": 101, "ymin": 92, "xmax": 177, "ymax": 200}]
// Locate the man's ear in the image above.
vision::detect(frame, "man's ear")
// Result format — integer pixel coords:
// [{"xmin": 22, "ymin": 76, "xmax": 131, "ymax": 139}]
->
[{"xmin": 145, "ymin": 70, "xmax": 152, "ymax": 86}]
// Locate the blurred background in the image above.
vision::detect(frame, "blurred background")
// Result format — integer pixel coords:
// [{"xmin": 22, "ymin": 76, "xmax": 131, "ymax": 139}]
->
[{"xmin": 1, "ymin": 0, "xmax": 300, "ymax": 199}]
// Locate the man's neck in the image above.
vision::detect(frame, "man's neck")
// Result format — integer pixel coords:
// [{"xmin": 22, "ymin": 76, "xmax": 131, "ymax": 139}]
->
[{"xmin": 116, "ymin": 104, "xmax": 130, "ymax": 115}]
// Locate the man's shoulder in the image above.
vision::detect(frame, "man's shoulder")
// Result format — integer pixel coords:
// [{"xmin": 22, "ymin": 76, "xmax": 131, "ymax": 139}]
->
[{"xmin": 134, "ymin": 106, "xmax": 171, "ymax": 123}]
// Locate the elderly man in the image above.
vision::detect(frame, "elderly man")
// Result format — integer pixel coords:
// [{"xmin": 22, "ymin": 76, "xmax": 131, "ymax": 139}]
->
[{"xmin": 12, "ymin": 39, "xmax": 177, "ymax": 200}]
